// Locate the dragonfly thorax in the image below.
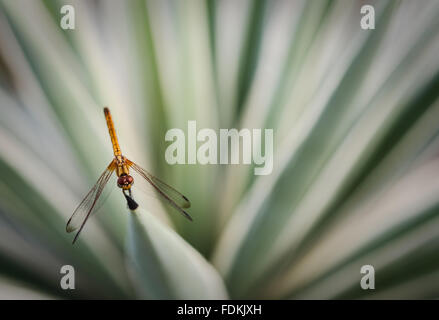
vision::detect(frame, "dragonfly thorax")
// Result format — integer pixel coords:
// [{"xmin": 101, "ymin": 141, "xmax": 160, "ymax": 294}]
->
[{"xmin": 117, "ymin": 174, "xmax": 134, "ymax": 190}]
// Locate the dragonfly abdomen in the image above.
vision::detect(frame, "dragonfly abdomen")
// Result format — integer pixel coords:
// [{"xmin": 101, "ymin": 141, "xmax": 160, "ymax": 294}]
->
[{"xmin": 104, "ymin": 107, "xmax": 122, "ymax": 156}]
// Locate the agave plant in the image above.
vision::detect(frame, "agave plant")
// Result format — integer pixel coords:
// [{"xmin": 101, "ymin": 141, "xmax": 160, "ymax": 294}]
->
[{"xmin": 0, "ymin": 0, "xmax": 439, "ymax": 299}]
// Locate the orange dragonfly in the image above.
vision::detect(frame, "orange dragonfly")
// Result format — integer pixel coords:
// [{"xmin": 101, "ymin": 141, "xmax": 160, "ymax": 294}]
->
[{"xmin": 66, "ymin": 107, "xmax": 192, "ymax": 244}]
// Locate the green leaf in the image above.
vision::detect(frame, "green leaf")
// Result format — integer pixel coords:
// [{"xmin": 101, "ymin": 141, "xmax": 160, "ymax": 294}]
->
[{"xmin": 126, "ymin": 207, "xmax": 228, "ymax": 299}]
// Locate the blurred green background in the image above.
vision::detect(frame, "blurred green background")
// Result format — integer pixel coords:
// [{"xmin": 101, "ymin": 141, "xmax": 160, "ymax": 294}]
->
[{"xmin": 0, "ymin": 0, "xmax": 439, "ymax": 299}]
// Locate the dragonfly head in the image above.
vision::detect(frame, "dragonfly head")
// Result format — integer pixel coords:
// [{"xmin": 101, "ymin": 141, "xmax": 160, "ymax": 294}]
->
[{"xmin": 117, "ymin": 174, "xmax": 134, "ymax": 190}]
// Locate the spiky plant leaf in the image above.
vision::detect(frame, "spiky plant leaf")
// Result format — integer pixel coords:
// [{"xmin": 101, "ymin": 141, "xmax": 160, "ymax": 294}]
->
[
  {"xmin": 126, "ymin": 207, "xmax": 228, "ymax": 299},
  {"xmin": 0, "ymin": 0, "xmax": 438, "ymax": 300}
]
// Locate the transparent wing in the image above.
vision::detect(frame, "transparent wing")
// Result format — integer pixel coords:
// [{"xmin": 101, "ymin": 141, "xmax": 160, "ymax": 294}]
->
[
  {"xmin": 126, "ymin": 159, "xmax": 192, "ymax": 221},
  {"xmin": 66, "ymin": 160, "xmax": 116, "ymax": 243}
]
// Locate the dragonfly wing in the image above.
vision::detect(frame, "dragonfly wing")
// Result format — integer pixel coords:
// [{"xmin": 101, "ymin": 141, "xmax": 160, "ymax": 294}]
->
[
  {"xmin": 126, "ymin": 159, "xmax": 193, "ymax": 221},
  {"xmin": 66, "ymin": 160, "xmax": 116, "ymax": 243}
]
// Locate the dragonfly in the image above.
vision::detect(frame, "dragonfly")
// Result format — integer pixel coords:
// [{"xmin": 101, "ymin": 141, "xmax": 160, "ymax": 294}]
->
[{"xmin": 66, "ymin": 107, "xmax": 192, "ymax": 244}]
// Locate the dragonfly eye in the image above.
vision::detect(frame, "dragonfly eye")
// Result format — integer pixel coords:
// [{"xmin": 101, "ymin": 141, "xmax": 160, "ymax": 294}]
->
[{"xmin": 117, "ymin": 175, "xmax": 134, "ymax": 188}]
